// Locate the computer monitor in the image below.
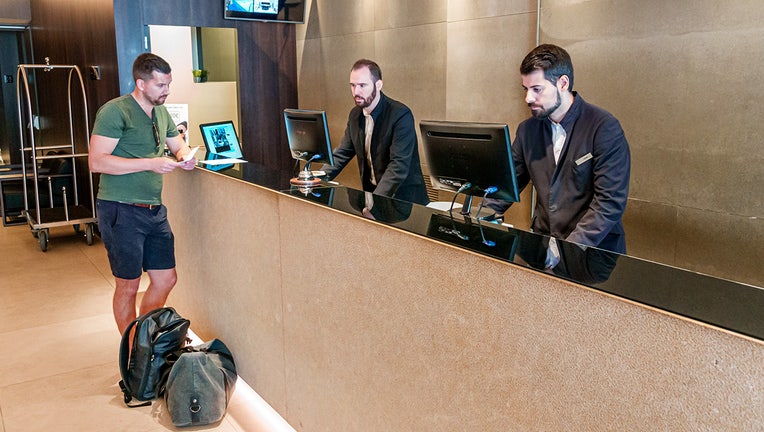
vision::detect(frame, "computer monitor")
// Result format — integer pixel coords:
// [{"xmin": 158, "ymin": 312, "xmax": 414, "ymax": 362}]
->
[
  {"xmin": 284, "ymin": 109, "xmax": 334, "ymax": 186},
  {"xmin": 198, "ymin": 120, "xmax": 244, "ymax": 160},
  {"xmin": 419, "ymin": 120, "xmax": 520, "ymax": 214}
]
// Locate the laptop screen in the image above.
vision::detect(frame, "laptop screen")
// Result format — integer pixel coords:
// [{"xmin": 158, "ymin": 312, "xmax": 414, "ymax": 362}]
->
[{"xmin": 198, "ymin": 121, "xmax": 244, "ymax": 159}]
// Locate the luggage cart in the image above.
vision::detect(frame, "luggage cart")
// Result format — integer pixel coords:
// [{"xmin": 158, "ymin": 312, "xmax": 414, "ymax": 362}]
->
[{"xmin": 16, "ymin": 59, "xmax": 97, "ymax": 252}]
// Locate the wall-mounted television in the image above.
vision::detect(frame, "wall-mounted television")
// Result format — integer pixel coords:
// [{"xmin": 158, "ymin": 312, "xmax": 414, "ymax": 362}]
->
[{"xmin": 224, "ymin": 0, "xmax": 306, "ymax": 24}]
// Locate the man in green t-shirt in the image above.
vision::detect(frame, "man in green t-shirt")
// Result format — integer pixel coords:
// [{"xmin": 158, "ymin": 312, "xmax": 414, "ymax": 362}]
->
[{"xmin": 89, "ymin": 53, "xmax": 196, "ymax": 335}]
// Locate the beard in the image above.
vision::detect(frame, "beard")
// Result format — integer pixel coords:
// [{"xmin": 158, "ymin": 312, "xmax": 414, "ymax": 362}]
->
[
  {"xmin": 529, "ymin": 89, "xmax": 561, "ymax": 119},
  {"xmin": 355, "ymin": 85, "xmax": 377, "ymax": 108},
  {"xmin": 149, "ymin": 94, "xmax": 168, "ymax": 106}
]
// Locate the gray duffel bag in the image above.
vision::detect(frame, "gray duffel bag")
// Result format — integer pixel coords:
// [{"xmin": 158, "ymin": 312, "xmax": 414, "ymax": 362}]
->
[{"xmin": 164, "ymin": 339, "xmax": 238, "ymax": 427}]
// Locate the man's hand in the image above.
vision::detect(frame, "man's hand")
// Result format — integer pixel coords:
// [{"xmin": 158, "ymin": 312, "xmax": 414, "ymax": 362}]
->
[
  {"xmin": 150, "ymin": 157, "xmax": 184, "ymax": 174},
  {"xmin": 178, "ymin": 157, "xmax": 196, "ymax": 171},
  {"xmin": 176, "ymin": 146, "xmax": 198, "ymax": 171}
]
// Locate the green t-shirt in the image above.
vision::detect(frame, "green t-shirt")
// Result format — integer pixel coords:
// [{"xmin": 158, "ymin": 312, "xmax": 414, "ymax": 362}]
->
[{"xmin": 92, "ymin": 94, "xmax": 179, "ymax": 204}]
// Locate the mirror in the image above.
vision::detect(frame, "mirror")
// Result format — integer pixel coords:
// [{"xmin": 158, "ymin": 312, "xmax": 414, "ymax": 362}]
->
[{"xmin": 148, "ymin": 25, "xmax": 239, "ymax": 154}]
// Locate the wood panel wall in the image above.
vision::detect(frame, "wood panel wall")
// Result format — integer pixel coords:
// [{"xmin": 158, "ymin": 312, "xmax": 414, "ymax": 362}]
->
[{"xmin": 27, "ymin": 0, "xmax": 119, "ymax": 202}]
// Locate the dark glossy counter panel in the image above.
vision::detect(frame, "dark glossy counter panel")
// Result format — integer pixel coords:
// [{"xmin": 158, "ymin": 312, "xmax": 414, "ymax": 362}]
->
[{"xmin": 199, "ymin": 161, "xmax": 764, "ymax": 341}]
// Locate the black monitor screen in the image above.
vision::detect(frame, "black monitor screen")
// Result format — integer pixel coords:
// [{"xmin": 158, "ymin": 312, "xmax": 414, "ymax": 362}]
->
[
  {"xmin": 419, "ymin": 120, "xmax": 520, "ymax": 203},
  {"xmin": 224, "ymin": 0, "xmax": 306, "ymax": 24},
  {"xmin": 284, "ymin": 109, "xmax": 334, "ymax": 166}
]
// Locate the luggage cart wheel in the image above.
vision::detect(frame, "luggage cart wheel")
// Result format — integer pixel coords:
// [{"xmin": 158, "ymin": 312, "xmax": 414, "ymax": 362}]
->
[
  {"xmin": 73, "ymin": 224, "xmax": 81, "ymax": 234},
  {"xmin": 85, "ymin": 223, "xmax": 94, "ymax": 246},
  {"xmin": 39, "ymin": 229, "xmax": 49, "ymax": 252}
]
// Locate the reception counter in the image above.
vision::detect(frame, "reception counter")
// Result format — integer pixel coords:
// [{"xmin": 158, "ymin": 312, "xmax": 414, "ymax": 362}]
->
[{"xmin": 163, "ymin": 162, "xmax": 763, "ymax": 431}]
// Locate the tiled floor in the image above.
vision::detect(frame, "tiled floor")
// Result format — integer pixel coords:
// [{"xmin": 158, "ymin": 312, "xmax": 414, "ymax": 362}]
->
[{"xmin": 0, "ymin": 224, "xmax": 291, "ymax": 432}]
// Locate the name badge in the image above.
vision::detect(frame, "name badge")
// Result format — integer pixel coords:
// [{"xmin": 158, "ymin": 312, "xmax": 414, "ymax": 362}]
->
[{"xmin": 575, "ymin": 152, "xmax": 593, "ymax": 166}]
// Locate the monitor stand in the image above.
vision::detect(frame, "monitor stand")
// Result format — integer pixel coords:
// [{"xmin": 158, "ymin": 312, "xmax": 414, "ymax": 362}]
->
[
  {"xmin": 459, "ymin": 195, "xmax": 473, "ymax": 217},
  {"xmin": 290, "ymin": 161, "xmax": 322, "ymax": 186},
  {"xmin": 457, "ymin": 195, "xmax": 495, "ymax": 220}
]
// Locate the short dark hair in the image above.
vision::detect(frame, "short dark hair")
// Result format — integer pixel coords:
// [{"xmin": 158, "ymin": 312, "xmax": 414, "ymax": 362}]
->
[
  {"xmin": 132, "ymin": 53, "xmax": 171, "ymax": 82},
  {"xmin": 520, "ymin": 44, "xmax": 574, "ymax": 90},
  {"xmin": 352, "ymin": 59, "xmax": 382, "ymax": 82}
]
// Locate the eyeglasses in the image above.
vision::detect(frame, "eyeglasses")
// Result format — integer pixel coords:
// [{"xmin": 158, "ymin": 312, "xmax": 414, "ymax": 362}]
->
[{"xmin": 152, "ymin": 121, "xmax": 161, "ymax": 147}]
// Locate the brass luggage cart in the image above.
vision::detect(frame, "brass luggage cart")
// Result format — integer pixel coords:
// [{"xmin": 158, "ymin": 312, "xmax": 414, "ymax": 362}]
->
[{"xmin": 16, "ymin": 59, "xmax": 97, "ymax": 251}]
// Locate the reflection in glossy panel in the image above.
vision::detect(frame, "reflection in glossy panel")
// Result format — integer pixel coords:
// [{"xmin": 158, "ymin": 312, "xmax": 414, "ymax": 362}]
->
[{"xmin": 200, "ymin": 161, "xmax": 764, "ymax": 342}]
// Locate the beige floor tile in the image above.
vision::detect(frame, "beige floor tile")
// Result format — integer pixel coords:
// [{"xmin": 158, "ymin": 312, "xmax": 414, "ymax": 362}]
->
[
  {"xmin": 0, "ymin": 227, "xmax": 95, "ymax": 269},
  {"xmin": 0, "ymin": 313, "xmax": 118, "ymax": 388},
  {"xmin": 0, "ymin": 362, "xmax": 242, "ymax": 432},
  {"xmin": 0, "ymin": 279, "xmax": 114, "ymax": 333}
]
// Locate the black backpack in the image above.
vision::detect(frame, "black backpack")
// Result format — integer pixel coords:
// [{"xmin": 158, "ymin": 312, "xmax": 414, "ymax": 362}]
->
[{"xmin": 118, "ymin": 307, "xmax": 191, "ymax": 407}]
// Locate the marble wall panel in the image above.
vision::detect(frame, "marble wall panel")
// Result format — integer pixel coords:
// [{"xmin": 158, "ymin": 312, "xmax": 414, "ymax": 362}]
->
[
  {"xmin": 374, "ymin": 23, "xmax": 448, "ymax": 133},
  {"xmin": 620, "ymin": 199, "xmax": 678, "ymax": 265},
  {"xmin": 374, "ymin": 0, "xmax": 445, "ymax": 30},
  {"xmin": 302, "ymin": 0, "xmax": 374, "ymax": 40},
  {"xmin": 628, "ymin": 146, "xmax": 680, "ymax": 205},
  {"xmin": 295, "ymin": 37, "xmax": 325, "ymax": 109},
  {"xmin": 447, "ymin": 0, "xmax": 538, "ymax": 22},
  {"xmin": 678, "ymin": 151, "xmax": 763, "ymax": 217},
  {"xmin": 446, "ymin": 14, "xmax": 536, "ymax": 124},
  {"xmin": 540, "ymin": 0, "xmax": 764, "ymax": 40},
  {"xmin": 674, "ymin": 206, "xmax": 764, "ymax": 287}
]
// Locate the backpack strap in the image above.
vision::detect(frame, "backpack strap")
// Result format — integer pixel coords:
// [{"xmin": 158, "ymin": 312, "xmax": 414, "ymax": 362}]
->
[
  {"xmin": 119, "ymin": 380, "xmax": 151, "ymax": 408},
  {"xmin": 118, "ymin": 318, "xmax": 152, "ymax": 407}
]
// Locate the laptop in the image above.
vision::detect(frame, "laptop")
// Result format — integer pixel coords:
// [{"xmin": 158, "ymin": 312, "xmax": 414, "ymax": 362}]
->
[{"xmin": 198, "ymin": 121, "xmax": 247, "ymax": 164}]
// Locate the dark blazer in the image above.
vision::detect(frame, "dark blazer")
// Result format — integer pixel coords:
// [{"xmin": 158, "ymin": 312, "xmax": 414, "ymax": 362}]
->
[
  {"xmin": 487, "ymin": 93, "xmax": 630, "ymax": 253},
  {"xmin": 324, "ymin": 93, "xmax": 429, "ymax": 205}
]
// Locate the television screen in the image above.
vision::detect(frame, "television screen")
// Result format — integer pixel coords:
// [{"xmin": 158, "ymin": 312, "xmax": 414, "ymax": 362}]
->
[
  {"xmin": 419, "ymin": 120, "xmax": 520, "ymax": 203},
  {"xmin": 224, "ymin": 0, "xmax": 306, "ymax": 24}
]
